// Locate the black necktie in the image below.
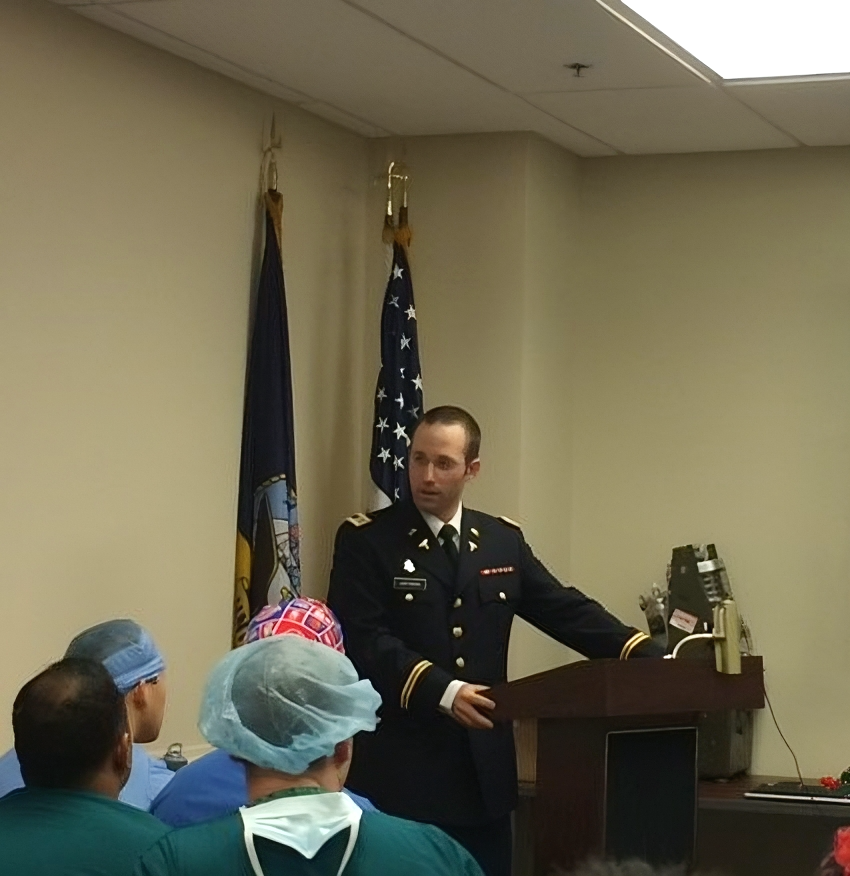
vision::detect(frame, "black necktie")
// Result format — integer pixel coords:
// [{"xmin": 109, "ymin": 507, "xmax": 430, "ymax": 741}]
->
[{"xmin": 438, "ymin": 524, "xmax": 459, "ymax": 573}]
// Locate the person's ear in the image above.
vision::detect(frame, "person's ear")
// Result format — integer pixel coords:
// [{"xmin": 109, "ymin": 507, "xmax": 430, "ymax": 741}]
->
[
  {"xmin": 465, "ymin": 458, "xmax": 480, "ymax": 482},
  {"xmin": 333, "ymin": 739, "xmax": 353, "ymax": 769},
  {"xmin": 113, "ymin": 730, "xmax": 133, "ymax": 789}
]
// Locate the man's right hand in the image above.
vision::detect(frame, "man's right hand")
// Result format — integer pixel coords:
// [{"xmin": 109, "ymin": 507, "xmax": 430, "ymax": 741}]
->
[{"xmin": 451, "ymin": 683, "xmax": 496, "ymax": 730}]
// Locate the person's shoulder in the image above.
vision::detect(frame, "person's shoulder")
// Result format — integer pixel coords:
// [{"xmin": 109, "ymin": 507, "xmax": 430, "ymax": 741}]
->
[
  {"xmin": 149, "ymin": 749, "xmax": 245, "ymax": 827},
  {"xmin": 466, "ymin": 507, "xmax": 524, "ymax": 536},
  {"xmin": 336, "ymin": 504, "xmax": 403, "ymax": 538},
  {"xmin": 0, "ymin": 748, "xmax": 23, "ymax": 797},
  {"xmin": 139, "ymin": 814, "xmax": 241, "ymax": 860},
  {"xmin": 136, "ymin": 746, "xmax": 174, "ymax": 796},
  {"xmin": 359, "ymin": 811, "xmax": 483, "ymax": 871},
  {"xmin": 159, "ymin": 812, "xmax": 241, "ymax": 841},
  {"xmin": 99, "ymin": 794, "xmax": 171, "ymax": 837},
  {"xmin": 0, "ymin": 786, "xmax": 27, "ymax": 811}
]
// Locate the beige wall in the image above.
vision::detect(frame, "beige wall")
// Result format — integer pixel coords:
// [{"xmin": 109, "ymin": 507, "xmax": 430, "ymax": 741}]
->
[
  {"xmin": 366, "ymin": 133, "xmax": 529, "ymax": 515},
  {"xmin": 366, "ymin": 134, "xmax": 585, "ymax": 680},
  {"xmin": 4, "ymin": 0, "xmax": 848, "ymax": 781},
  {"xmin": 0, "ymin": 0, "xmax": 368, "ymax": 752},
  {"xmin": 367, "ymin": 138, "xmax": 850, "ymax": 776},
  {"xmin": 575, "ymin": 148, "xmax": 850, "ymax": 775}
]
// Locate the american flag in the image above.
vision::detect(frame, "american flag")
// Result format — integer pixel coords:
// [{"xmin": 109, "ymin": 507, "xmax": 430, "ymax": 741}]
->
[{"xmin": 370, "ymin": 242, "xmax": 423, "ymax": 504}]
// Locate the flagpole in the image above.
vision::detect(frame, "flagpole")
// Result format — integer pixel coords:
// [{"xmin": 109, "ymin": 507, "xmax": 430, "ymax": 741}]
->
[
  {"xmin": 232, "ymin": 118, "xmax": 301, "ymax": 647},
  {"xmin": 369, "ymin": 164, "xmax": 423, "ymax": 510}
]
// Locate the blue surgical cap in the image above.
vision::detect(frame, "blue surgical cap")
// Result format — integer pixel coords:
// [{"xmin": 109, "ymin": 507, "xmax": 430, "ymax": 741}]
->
[
  {"xmin": 64, "ymin": 619, "xmax": 165, "ymax": 696},
  {"xmin": 199, "ymin": 636, "xmax": 381, "ymax": 775}
]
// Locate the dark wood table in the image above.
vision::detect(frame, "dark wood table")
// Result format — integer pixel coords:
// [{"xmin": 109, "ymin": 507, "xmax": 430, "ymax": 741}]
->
[
  {"xmin": 697, "ymin": 775, "xmax": 850, "ymax": 875},
  {"xmin": 514, "ymin": 775, "xmax": 849, "ymax": 875}
]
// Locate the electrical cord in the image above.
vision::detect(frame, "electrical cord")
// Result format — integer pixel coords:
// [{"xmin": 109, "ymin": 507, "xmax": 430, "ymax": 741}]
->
[
  {"xmin": 763, "ymin": 686, "xmax": 804, "ymax": 788},
  {"xmin": 742, "ymin": 617, "xmax": 805, "ymax": 787}
]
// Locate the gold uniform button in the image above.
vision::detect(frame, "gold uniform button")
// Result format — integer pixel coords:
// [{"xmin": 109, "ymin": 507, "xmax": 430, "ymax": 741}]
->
[
  {"xmin": 452, "ymin": 626, "xmax": 463, "ymax": 639},
  {"xmin": 453, "ymin": 597, "xmax": 462, "ymax": 608},
  {"xmin": 499, "ymin": 591, "xmax": 507, "ymax": 601},
  {"xmin": 405, "ymin": 593, "xmax": 414, "ymax": 602},
  {"xmin": 455, "ymin": 657, "xmax": 465, "ymax": 669}
]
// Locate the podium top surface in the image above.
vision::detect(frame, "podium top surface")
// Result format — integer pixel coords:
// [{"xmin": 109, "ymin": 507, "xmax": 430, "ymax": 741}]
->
[{"xmin": 489, "ymin": 655, "xmax": 764, "ymax": 721}]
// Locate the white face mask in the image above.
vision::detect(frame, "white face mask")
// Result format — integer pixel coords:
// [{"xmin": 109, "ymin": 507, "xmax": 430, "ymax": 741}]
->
[{"xmin": 240, "ymin": 792, "xmax": 363, "ymax": 876}]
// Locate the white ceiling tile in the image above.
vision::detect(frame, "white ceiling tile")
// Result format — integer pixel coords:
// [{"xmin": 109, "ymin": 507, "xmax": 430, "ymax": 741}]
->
[
  {"xmin": 51, "ymin": 0, "xmax": 170, "ymax": 4},
  {"xmin": 727, "ymin": 79, "xmax": 850, "ymax": 147},
  {"xmin": 527, "ymin": 86, "xmax": 798, "ymax": 154},
  {"xmin": 348, "ymin": 0, "xmax": 703, "ymax": 93},
  {"xmin": 479, "ymin": 102, "xmax": 617, "ymax": 156},
  {"xmin": 91, "ymin": 0, "xmax": 613, "ymax": 153},
  {"xmin": 74, "ymin": 4, "xmax": 311, "ymax": 104},
  {"xmin": 59, "ymin": 0, "xmax": 821, "ymax": 156}
]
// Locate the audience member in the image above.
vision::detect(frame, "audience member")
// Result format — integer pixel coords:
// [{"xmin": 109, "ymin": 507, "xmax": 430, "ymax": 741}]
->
[
  {"xmin": 554, "ymin": 861, "xmax": 728, "ymax": 876},
  {"xmin": 820, "ymin": 826, "xmax": 850, "ymax": 876},
  {"xmin": 134, "ymin": 635, "xmax": 484, "ymax": 876},
  {"xmin": 150, "ymin": 598, "xmax": 374, "ymax": 827},
  {"xmin": 0, "ymin": 657, "xmax": 168, "ymax": 875},
  {"xmin": 0, "ymin": 618, "xmax": 171, "ymax": 809},
  {"xmin": 556, "ymin": 863, "xmax": 686, "ymax": 876}
]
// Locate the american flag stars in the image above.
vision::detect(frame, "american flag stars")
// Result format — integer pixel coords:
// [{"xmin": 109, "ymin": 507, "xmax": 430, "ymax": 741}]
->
[{"xmin": 370, "ymin": 243, "xmax": 424, "ymax": 504}]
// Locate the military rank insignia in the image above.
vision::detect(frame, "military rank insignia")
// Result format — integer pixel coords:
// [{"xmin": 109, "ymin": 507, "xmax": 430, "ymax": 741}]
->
[{"xmin": 346, "ymin": 512, "xmax": 372, "ymax": 527}]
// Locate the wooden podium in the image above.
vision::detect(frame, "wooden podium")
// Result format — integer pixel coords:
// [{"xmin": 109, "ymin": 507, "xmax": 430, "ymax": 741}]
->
[{"xmin": 489, "ymin": 656, "xmax": 764, "ymax": 874}]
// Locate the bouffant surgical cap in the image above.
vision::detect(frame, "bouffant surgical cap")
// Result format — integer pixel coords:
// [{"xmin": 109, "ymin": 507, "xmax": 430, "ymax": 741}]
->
[
  {"xmin": 199, "ymin": 636, "xmax": 381, "ymax": 775},
  {"xmin": 64, "ymin": 619, "xmax": 165, "ymax": 696}
]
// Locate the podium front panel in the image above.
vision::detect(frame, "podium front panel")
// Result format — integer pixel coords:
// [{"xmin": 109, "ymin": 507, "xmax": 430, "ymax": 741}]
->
[{"xmin": 604, "ymin": 726, "xmax": 697, "ymax": 865}]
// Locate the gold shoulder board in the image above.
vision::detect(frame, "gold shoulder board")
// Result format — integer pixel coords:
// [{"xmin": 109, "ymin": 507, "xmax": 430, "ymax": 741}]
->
[
  {"xmin": 498, "ymin": 515, "xmax": 522, "ymax": 530},
  {"xmin": 345, "ymin": 512, "xmax": 373, "ymax": 528}
]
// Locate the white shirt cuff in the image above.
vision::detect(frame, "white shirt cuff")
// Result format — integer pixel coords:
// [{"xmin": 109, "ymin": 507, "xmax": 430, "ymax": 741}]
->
[{"xmin": 439, "ymin": 679, "xmax": 466, "ymax": 714}]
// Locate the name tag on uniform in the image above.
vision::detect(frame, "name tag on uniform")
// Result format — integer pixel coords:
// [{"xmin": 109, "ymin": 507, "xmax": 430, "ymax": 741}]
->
[
  {"xmin": 480, "ymin": 566, "xmax": 516, "ymax": 576},
  {"xmin": 393, "ymin": 577, "xmax": 427, "ymax": 591}
]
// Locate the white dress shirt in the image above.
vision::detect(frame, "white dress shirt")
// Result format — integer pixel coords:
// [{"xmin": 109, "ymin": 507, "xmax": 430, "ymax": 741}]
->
[{"xmin": 419, "ymin": 505, "xmax": 466, "ymax": 713}]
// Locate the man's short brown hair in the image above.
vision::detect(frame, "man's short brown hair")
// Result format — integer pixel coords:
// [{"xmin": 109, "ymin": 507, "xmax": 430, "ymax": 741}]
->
[{"xmin": 412, "ymin": 406, "xmax": 481, "ymax": 462}]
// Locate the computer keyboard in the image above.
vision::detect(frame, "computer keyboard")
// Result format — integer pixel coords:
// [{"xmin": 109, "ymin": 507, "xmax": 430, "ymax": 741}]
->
[{"xmin": 744, "ymin": 782, "xmax": 850, "ymax": 803}]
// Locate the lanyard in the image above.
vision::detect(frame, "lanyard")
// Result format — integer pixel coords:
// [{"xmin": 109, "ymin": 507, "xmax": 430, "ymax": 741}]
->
[{"xmin": 241, "ymin": 792, "xmax": 362, "ymax": 876}]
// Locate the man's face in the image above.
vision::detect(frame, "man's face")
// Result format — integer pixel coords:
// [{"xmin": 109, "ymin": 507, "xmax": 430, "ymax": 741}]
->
[{"xmin": 409, "ymin": 422, "xmax": 479, "ymax": 521}]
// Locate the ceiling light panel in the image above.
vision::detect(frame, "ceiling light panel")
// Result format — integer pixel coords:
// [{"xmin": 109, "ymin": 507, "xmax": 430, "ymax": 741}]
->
[{"xmin": 620, "ymin": 0, "xmax": 850, "ymax": 80}]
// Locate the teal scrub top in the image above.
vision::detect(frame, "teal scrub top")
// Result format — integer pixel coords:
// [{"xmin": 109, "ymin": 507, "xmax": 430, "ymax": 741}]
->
[
  {"xmin": 0, "ymin": 745, "xmax": 173, "ymax": 810},
  {"xmin": 134, "ymin": 788, "xmax": 483, "ymax": 876},
  {"xmin": 0, "ymin": 786, "xmax": 169, "ymax": 875}
]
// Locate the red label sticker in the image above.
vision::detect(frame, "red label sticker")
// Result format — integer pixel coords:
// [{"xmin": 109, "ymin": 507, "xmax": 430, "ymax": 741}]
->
[{"xmin": 669, "ymin": 608, "xmax": 699, "ymax": 634}]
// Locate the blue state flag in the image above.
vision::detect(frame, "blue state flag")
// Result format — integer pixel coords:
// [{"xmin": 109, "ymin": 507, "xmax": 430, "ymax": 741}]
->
[{"xmin": 233, "ymin": 192, "xmax": 300, "ymax": 647}]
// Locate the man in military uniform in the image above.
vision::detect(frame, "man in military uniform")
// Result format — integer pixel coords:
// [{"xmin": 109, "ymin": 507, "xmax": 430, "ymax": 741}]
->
[{"xmin": 327, "ymin": 406, "xmax": 662, "ymax": 876}]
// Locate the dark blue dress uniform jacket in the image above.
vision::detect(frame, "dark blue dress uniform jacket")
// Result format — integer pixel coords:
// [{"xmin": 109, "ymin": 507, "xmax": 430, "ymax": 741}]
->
[{"xmin": 327, "ymin": 501, "xmax": 659, "ymax": 827}]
